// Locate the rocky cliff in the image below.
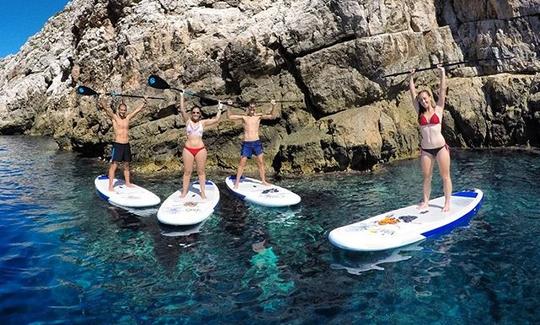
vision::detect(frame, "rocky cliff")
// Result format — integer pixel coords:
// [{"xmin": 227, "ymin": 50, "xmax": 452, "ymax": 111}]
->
[{"xmin": 0, "ymin": 0, "xmax": 539, "ymax": 174}]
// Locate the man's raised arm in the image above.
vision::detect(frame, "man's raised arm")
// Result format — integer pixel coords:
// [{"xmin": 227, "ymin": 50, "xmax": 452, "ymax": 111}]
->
[
  {"xmin": 261, "ymin": 100, "xmax": 279, "ymax": 120},
  {"xmin": 97, "ymin": 96, "xmax": 116, "ymax": 120}
]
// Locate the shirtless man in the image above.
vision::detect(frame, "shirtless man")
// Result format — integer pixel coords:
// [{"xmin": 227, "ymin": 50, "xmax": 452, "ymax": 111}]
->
[
  {"xmin": 227, "ymin": 99, "xmax": 278, "ymax": 188},
  {"xmin": 97, "ymin": 95, "xmax": 148, "ymax": 192}
]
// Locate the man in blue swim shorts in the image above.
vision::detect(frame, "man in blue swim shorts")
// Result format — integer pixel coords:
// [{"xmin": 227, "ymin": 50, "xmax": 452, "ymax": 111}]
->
[{"xmin": 227, "ymin": 99, "xmax": 279, "ymax": 189}]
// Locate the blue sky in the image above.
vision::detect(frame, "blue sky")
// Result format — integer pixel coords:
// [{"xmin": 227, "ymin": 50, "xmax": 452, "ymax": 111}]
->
[{"xmin": 0, "ymin": 0, "xmax": 70, "ymax": 58}]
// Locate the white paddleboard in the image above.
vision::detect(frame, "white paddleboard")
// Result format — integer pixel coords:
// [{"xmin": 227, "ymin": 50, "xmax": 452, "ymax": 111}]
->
[
  {"xmin": 329, "ymin": 189, "xmax": 484, "ymax": 252},
  {"xmin": 94, "ymin": 175, "xmax": 161, "ymax": 208},
  {"xmin": 225, "ymin": 176, "xmax": 301, "ymax": 207},
  {"xmin": 159, "ymin": 220, "xmax": 208, "ymax": 237},
  {"xmin": 157, "ymin": 180, "xmax": 220, "ymax": 226}
]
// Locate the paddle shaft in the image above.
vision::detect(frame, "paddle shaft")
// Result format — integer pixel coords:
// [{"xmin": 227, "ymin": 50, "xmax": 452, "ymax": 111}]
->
[
  {"xmin": 174, "ymin": 88, "xmax": 242, "ymax": 108},
  {"xmin": 251, "ymin": 100, "xmax": 303, "ymax": 104},
  {"xmin": 382, "ymin": 56, "xmax": 515, "ymax": 78},
  {"xmin": 104, "ymin": 92, "xmax": 165, "ymax": 100}
]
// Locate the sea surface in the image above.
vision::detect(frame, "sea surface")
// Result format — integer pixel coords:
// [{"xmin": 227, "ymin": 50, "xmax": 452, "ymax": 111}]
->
[{"xmin": 1, "ymin": 136, "xmax": 539, "ymax": 324}]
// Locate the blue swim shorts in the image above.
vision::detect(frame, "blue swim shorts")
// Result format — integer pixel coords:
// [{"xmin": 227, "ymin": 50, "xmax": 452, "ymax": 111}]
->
[{"xmin": 240, "ymin": 140, "xmax": 263, "ymax": 158}]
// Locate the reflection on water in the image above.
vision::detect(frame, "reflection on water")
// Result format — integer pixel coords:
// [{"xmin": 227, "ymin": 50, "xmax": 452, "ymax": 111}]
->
[
  {"xmin": 330, "ymin": 243, "xmax": 423, "ymax": 274},
  {"xmin": 1, "ymin": 136, "xmax": 540, "ymax": 323}
]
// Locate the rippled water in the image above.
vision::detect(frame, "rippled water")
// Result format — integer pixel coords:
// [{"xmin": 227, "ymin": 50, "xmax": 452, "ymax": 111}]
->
[{"xmin": 1, "ymin": 136, "xmax": 539, "ymax": 323}]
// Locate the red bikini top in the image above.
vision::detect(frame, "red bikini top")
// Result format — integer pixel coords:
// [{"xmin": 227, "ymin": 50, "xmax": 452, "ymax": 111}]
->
[{"xmin": 419, "ymin": 112, "xmax": 440, "ymax": 126}]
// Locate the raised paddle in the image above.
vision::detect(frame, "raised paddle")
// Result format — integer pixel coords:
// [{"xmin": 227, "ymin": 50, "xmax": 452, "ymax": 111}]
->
[
  {"xmin": 147, "ymin": 75, "xmax": 241, "ymax": 108},
  {"xmin": 147, "ymin": 75, "xmax": 182, "ymax": 92},
  {"xmin": 76, "ymin": 86, "xmax": 165, "ymax": 100},
  {"xmin": 249, "ymin": 100, "xmax": 304, "ymax": 104},
  {"xmin": 382, "ymin": 56, "xmax": 516, "ymax": 78}
]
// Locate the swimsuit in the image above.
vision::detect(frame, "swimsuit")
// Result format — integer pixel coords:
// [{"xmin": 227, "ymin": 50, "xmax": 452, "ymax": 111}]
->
[
  {"xmin": 240, "ymin": 140, "xmax": 263, "ymax": 158},
  {"xmin": 186, "ymin": 120, "xmax": 204, "ymax": 137},
  {"xmin": 111, "ymin": 142, "xmax": 131, "ymax": 162},
  {"xmin": 185, "ymin": 121, "xmax": 205, "ymax": 157},
  {"xmin": 421, "ymin": 145, "xmax": 449, "ymax": 157},
  {"xmin": 419, "ymin": 112, "xmax": 440, "ymax": 126},
  {"xmin": 184, "ymin": 146, "xmax": 206, "ymax": 157},
  {"xmin": 418, "ymin": 112, "xmax": 448, "ymax": 156}
]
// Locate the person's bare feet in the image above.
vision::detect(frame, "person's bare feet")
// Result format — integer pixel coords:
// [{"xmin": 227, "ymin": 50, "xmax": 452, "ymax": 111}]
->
[
  {"xmin": 180, "ymin": 192, "xmax": 187, "ymax": 198},
  {"xmin": 417, "ymin": 202, "xmax": 429, "ymax": 210},
  {"xmin": 442, "ymin": 203, "xmax": 450, "ymax": 212},
  {"xmin": 262, "ymin": 181, "xmax": 270, "ymax": 186},
  {"xmin": 125, "ymin": 183, "xmax": 135, "ymax": 188},
  {"xmin": 108, "ymin": 187, "xmax": 114, "ymax": 192},
  {"xmin": 234, "ymin": 182, "xmax": 239, "ymax": 189},
  {"xmin": 200, "ymin": 193, "xmax": 207, "ymax": 200}
]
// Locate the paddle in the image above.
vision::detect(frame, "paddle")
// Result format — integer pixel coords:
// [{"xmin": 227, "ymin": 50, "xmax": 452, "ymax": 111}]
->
[
  {"xmin": 250, "ymin": 100, "xmax": 304, "ymax": 104},
  {"xmin": 76, "ymin": 85, "xmax": 165, "ymax": 100},
  {"xmin": 147, "ymin": 75, "xmax": 241, "ymax": 108},
  {"xmin": 147, "ymin": 75, "xmax": 182, "ymax": 92},
  {"xmin": 382, "ymin": 56, "xmax": 516, "ymax": 78}
]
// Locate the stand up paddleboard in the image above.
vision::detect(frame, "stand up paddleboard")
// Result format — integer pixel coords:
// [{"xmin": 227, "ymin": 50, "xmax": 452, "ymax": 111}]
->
[
  {"xmin": 94, "ymin": 175, "xmax": 161, "ymax": 208},
  {"xmin": 157, "ymin": 180, "xmax": 220, "ymax": 226},
  {"xmin": 225, "ymin": 176, "xmax": 301, "ymax": 207},
  {"xmin": 329, "ymin": 189, "xmax": 484, "ymax": 252}
]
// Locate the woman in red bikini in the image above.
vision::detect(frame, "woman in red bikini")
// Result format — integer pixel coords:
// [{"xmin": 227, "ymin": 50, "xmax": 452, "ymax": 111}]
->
[
  {"xmin": 177, "ymin": 92, "xmax": 222, "ymax": 199},
  {"xmin": 409, "ymin": 65, "xmax": 452, "ymax": 212}
]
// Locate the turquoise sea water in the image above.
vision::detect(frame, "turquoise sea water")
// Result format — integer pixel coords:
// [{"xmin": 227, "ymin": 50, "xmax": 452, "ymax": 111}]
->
[{"xmin": 1, "ymin": 136, "xmax": 539, "ymax": 324}]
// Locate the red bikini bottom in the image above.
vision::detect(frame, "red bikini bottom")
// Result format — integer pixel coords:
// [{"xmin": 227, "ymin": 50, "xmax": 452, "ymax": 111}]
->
[{"xmin": 184, "ymin": 146, "xmax": 206, "ymax": 157}]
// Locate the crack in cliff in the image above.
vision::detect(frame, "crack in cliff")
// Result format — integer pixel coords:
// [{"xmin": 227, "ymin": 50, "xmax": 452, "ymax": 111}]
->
[
  {"xmin": 290, "ymin": 33, "xmax": 357, "ymax": 59},
  {"xmin": 274, "ymin": 40, "xmax": 318, "ymax": 118},
  {"xmin": 156, "ymin": 0, "xmax": 170, "ymax": 13},
  {"xmin": 456, "ymin": 13, "xmax": 540, "ymax": 27},
  {"xmin": 106, "ymin": 1, "xmax": 123, "ymax": 27}
]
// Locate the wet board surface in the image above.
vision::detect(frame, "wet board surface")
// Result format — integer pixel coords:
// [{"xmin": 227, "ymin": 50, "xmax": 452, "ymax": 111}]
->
[
  {"xmin": 329, "ymin": 189, "xmax": 484, "ymax": 251},
  {"xmin": 225, "ymin": 176, "xmax": 301, "ymax": 207},
  {"xmin": 157, "ymin": 180, "xmax": 220, "ymax": 226},
  {"xmin": 95, "ymin": 175, "xmax": 160, "ymax": 208}
]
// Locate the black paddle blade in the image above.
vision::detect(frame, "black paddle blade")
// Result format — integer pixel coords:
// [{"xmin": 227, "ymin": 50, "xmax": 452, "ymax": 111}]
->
[
  {"xmin": 77, "ymin": 86, "xmax": 98, "ymax": 96},
  {"xmin": 199, "ymin": 96, "xmax": 219, "ymax": 106},
  {"xmin": 147, "ymin": 75, "xmax": 170, "ymax": 89}
]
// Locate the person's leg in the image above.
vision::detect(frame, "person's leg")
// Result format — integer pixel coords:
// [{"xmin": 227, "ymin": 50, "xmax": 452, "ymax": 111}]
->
[
  {"xmin": 181, "ymin": 148, "xmax": 195, "ymax": 198},
  {"xmin": 108, "ymin": 162, "xmax": 118, "ymax": 191},
  {"xmin": 437, "ymin": 146, "xmax": 452, "ymax": 212},
  {"xmin": 194, "ymin": 148, "xmax": 208, "ymax": 199},
  {"xmin": 255, "ymin": 153, "xmax": 269, "ymax": 186},
  {"xmin": 418, "ymin": 152, "xmax": 435, "ymax": 209},
  {"xmin": 234, "ymin": 156, "xmax": 248, "ymax": 188},
  {"xmin": 124, "ymin": 144, "xmax": 133, "ymax": 187},
  {"xmin": 124, "ymin": 162, "xmax": 134, "ymax": 187}
]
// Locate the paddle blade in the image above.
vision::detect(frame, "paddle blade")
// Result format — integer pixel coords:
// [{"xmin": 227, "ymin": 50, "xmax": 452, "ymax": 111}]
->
[
  {"xmin": 147, "ymin": 75, "xmax": 171, "ymax": 89},
  {"xmin": 77, "ymin": 86, "xmax": 98, "ymax": 96},
  {"xmin": 199, "ymin": 96, "xmax": 219, "ymax": 106}
]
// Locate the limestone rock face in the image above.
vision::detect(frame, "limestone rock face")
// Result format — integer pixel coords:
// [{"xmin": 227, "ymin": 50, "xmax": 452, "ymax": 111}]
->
[{"xmin": 0, "ymin": 0, "xmax": 539, "ymax": 175}]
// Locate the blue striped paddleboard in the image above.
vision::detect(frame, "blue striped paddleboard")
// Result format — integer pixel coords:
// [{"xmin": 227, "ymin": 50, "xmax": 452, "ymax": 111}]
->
[
  {"xmin": 94, "ymin": 175, "xmax": 160, "ymax": 208},
  {"xmin": 329, "ymin": 189, "xmax": 484, "ymax": 251}
]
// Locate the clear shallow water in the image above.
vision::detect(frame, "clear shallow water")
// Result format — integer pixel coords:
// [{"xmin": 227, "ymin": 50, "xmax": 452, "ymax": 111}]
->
[{"xmin": 1, "ymin": 136, "xmax": 539, "ymax": 324}]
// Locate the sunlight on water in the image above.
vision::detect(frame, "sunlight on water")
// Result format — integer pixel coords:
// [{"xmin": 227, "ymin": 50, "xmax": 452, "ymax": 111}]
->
[{"xmin": 1, "ymin": 136, "xmax": 539, "ymax": 323}]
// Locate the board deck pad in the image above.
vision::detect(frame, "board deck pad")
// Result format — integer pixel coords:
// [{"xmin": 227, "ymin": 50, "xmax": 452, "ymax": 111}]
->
[
  {"xmin": 329, "ymin": 189, "xmax": 484, "ymax": 251},
  {"xmin": 94, "ymin": 175, "xmax": 160, "ymax": 208},
  {"xmin": 157, "ymin": 180, "xmax": 220, "ymax": 226},
  {"xmin": 225, "ymin": 176, "xmax": 301, "ymax": 207}
]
